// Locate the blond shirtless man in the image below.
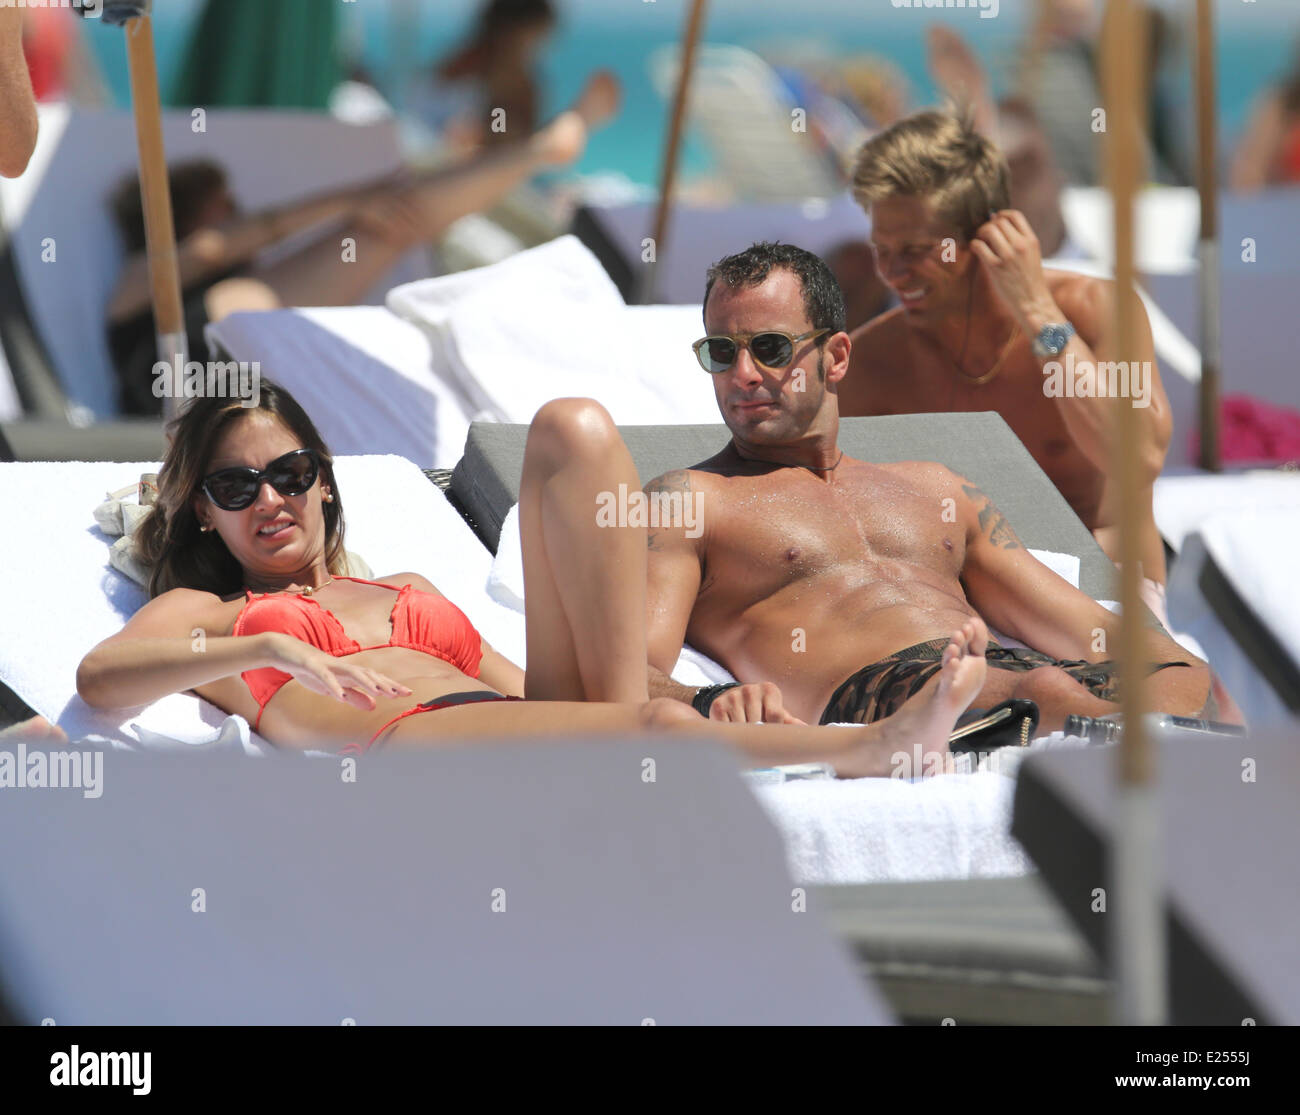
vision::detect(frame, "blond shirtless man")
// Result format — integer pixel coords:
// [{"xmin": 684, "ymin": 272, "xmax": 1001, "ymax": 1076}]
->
[{"xmin": 840, "ymin": 112, "xmax": 1174, "ymax": 623}]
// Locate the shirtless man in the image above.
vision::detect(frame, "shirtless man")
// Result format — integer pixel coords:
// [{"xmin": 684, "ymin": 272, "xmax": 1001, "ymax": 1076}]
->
[
  {"xmin": 839, "ymin": 111, "xmax": 1175, "ymax": 622},
  {"xmin": 643, "ymin": 242, "xmax": 1226, "ymax": 732}
]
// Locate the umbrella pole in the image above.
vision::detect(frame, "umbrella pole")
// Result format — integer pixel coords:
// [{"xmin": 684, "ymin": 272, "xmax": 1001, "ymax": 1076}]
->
[
  {"xmin": 124, "ymin": 9, "xmax": 186, "ymax": 423},
  {"xmin": 1195, "ymin": 0, "xmax": 1221, "ymax": 472},
  {"xmin": 638, "ymin": 0, "xmax": 709, "ymax": 306},
  {"xmin": 1102, "ymin": 0, "xmax": 1166, "ymax": 1026}
]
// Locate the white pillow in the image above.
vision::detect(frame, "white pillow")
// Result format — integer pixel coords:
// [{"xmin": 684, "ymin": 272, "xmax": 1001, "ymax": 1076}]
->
[
  {"xmin": 385, "ymin": 234, "xmax": 624, "ymax": 337},
  {"xmin": 387, "ymin": 235, "xmax": 719, "ymax": 426}
]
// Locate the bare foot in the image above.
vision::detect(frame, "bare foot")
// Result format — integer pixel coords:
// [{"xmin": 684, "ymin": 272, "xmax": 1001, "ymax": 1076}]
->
[
  {"xmin": 573, "ymin": 69, "xmax": 622, "ymax": 129},
  {"xmin": 0, "ymin": 715, "xmax": 69, "ymax": 744},
  {"xmin": 531, "ymin": 70, "xmax": 622, "ymax": 167},
  {"xmin": 862, "ymin": 616, "xmax": 989, "ymax": 778}
]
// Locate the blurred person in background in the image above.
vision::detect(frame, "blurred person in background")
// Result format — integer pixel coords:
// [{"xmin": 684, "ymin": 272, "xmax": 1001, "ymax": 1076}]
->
[
  {"xmin": 105, "ymin": 82, "xmax": 617, "ymax": 416},
  {"xmin": 1231, "ymin": 34, "xmax": 1300, "ymax": 190},
  {"xmin": 1015, "ymin": 0, "xmax": 1186, "ymax": 188},
  {"xmin": 414, "ymin": 0, "xmax": 619, "ymax": 153}
]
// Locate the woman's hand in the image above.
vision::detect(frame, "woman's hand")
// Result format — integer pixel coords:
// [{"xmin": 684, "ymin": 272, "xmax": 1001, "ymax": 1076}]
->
[{"xmin": 264, "ymin": 634, "xmax": 413, "ymax": 710}]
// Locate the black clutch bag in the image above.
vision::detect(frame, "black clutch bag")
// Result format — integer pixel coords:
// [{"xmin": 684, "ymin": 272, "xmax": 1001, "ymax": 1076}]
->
[{"xmin": 947, "ymin": 699, "xmax": 1040, "ymax": 754}]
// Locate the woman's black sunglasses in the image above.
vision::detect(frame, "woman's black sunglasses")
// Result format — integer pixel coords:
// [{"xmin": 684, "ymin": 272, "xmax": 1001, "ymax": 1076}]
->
[
  {"xmin": 692, "ymin": 329, "xmax": 830, "ymax": 374},
  {"xmin": 201, "ymin": 448, "xmax": 321, "ymax": 512}
]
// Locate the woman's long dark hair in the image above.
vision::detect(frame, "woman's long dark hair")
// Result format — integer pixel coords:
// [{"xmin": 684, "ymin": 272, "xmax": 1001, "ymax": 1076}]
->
[
  {"xmin": 135, "ymin": 382, "xmax": 347, "ymax": 599},
  {"xmin": 436, "ymin": 0, "xmax": 556, "ymax": 80}
]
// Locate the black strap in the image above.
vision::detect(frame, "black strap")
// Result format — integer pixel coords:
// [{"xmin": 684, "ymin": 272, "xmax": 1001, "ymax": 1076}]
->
[{"xmin": 691, "ymin": 683, "xmax": 740, "ymax": 717}]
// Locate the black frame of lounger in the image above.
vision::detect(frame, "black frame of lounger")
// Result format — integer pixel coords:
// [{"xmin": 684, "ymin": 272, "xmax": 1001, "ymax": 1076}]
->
[
  {"xmin": 1197, "ymin": 545, "xmax": 1300, "ymax": 712},
  {"xmin": 0, "ymin": 679, "xmax": 37, "ymax": 732},
  {"xmin": 1012, "ymin": 743, "xmax": 1277, "ymax": 1024}
]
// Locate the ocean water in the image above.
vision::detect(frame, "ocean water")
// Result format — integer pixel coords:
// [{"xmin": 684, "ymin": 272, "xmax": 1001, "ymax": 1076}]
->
[{"xmin": 79, "ymin": 0, "xmax": 1300, "ymax": 189}]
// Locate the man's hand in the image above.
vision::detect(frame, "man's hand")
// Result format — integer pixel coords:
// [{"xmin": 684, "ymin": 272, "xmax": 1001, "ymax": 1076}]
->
[
  {"xmin": 969, "ymin": 209, "xmax": 1059, "ymax": 331},
  {"xmin": 706, "ymin": 682, "xmax": 805, "ymax": 724}
]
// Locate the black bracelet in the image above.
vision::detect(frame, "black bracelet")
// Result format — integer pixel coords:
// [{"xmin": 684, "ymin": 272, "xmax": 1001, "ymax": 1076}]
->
[{"xmin": 691, "ymin": 682, "xmax": 740, "ymax": 717}]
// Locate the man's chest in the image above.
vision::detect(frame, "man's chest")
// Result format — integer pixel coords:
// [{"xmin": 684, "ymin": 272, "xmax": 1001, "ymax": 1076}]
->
[
  {"xmin": 698, "ymin": 473, "xmax": 966, "ymax": 596},
  {"xmin": 868, "ymin": 352, "xmax": 1088, "ymax": 471}
]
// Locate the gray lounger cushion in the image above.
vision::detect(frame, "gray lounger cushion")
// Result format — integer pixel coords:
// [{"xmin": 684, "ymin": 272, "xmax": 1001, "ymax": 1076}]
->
[
  {"xmin": 452, "ymin": 411, "xmax": 1122, "ymax": 603},
  {"xmin": 814, "ymin": 875, "xmax": 1107, "ymax": 1024},
  {"xmin": 1013, "ymin": 725, "xmax": 1300, "ymax": 1024}
]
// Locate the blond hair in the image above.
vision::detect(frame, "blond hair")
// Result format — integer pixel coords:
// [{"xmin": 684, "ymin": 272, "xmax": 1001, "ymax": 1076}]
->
[{"xmin": 851, "ymin": 111, "xmax": 1010, "ymax": 240}]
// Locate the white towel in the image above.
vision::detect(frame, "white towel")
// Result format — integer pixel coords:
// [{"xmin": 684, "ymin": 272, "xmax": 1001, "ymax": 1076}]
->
[{"xmin": 751, "ymin": 733, "xmax": 1093, "ymax": 884}]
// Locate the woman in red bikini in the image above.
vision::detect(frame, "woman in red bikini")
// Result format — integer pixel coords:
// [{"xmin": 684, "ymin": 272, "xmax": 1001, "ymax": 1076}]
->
[{"xmin": 75, "ymin": 382, "xmax": 987, "ymax": 776}]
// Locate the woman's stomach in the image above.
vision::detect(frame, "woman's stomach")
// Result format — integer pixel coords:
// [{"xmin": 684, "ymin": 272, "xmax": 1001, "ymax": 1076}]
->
[{"xmin": 258, "ymin": 646, "xmax": 499, "ymax": 750}]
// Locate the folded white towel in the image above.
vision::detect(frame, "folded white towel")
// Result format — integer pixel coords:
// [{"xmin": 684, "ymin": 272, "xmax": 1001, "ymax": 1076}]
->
[{"xmin": 752, "ymin": 733, "xmax": 1093, "ymax": 884}]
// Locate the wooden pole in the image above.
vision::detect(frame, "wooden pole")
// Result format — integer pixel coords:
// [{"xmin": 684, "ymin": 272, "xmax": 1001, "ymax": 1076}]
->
[
  {"xmin": 1195, "ymin": 0, "xmax": 1221, "ymax": 472},
  {"xmin": 638, "ymin": 0, "xmax": 709, "ymax": 305},
  {"xmin": 124, "ymin": 10, "xmax": 186, "ymax": 422},
  {"xmin": 1102, "ymin": 0, "xmax": 1166, "ymax": 1026}
]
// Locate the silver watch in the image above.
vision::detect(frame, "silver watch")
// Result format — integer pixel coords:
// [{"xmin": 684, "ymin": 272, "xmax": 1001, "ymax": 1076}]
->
[{"xmin": 1031, "ymin": 322, "xmax": 1076, "ymax": 358}]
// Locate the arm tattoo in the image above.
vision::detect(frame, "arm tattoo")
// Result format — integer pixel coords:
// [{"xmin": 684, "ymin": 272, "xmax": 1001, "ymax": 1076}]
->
[
  {"xmin": 644, "ymin": 470, "xmax": 692, "ymax": 552},
  {"xmin": 961, "ymin": 482, "xmax": 1022, "ymax": 550}
]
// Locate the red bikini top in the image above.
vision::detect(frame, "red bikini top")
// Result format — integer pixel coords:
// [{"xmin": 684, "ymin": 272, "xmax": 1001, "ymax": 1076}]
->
[{"xmin": 234, "ymin": 576, "xmax": 483, "ymax": 729}]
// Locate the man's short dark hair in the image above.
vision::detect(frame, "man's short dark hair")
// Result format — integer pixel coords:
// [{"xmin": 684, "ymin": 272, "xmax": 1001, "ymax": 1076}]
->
[{"xmin": 703, "ymin": 242, "xmax": 846, "ymax": 337}]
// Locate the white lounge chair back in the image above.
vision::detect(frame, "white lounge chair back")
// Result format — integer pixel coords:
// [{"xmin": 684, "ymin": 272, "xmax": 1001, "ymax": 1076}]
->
[
  {"xmin": 649, "ymin": 44, "xmax": 843, "ymax": 203},
  {"xmin": 0, "ymin": 106, "xmax": 413, "ymax": 420},
  {"xmin": 1060, "ymin": 186, "xmax": 1201, "ymax": 274}
]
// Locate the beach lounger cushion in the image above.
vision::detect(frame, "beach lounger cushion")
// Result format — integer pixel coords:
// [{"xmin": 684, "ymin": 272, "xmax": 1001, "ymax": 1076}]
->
[
  {"xmin": 452, "ymin": 411, "xmax": 1123, "ymax": 603},
  {"xmin": 386, "ymin": 236, "xmax": 720, "ymax": 427}
]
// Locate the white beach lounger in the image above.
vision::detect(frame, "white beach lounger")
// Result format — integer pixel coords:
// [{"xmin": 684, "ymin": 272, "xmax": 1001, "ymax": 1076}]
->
[
  {"xmin": 0, "ymin": 106, "xmax": 430, "ymax": 462},
  {"xmin": 1, "ymin": 447, "xmax": 1061, "ymax": 885},
  {"xmin": 0, "ymin": 738, "xmax": 886, "ymax": 1025},
  {"xmin": 1156, "ymin": 471, "xmax": 1300, "ymax": 725},
  {"xmin": 0, "ymin": 454, "xmax": 511, "ymax": 751}
]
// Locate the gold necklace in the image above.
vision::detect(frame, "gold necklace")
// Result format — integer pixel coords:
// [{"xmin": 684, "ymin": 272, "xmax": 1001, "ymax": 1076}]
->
[
  {"xmin": 248, "ymin": 576, "xmax": 334, "ymax": 597},
  {"xmin": 949, "ymin": 323, "xmax": 1020, "ymax": 387}
]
